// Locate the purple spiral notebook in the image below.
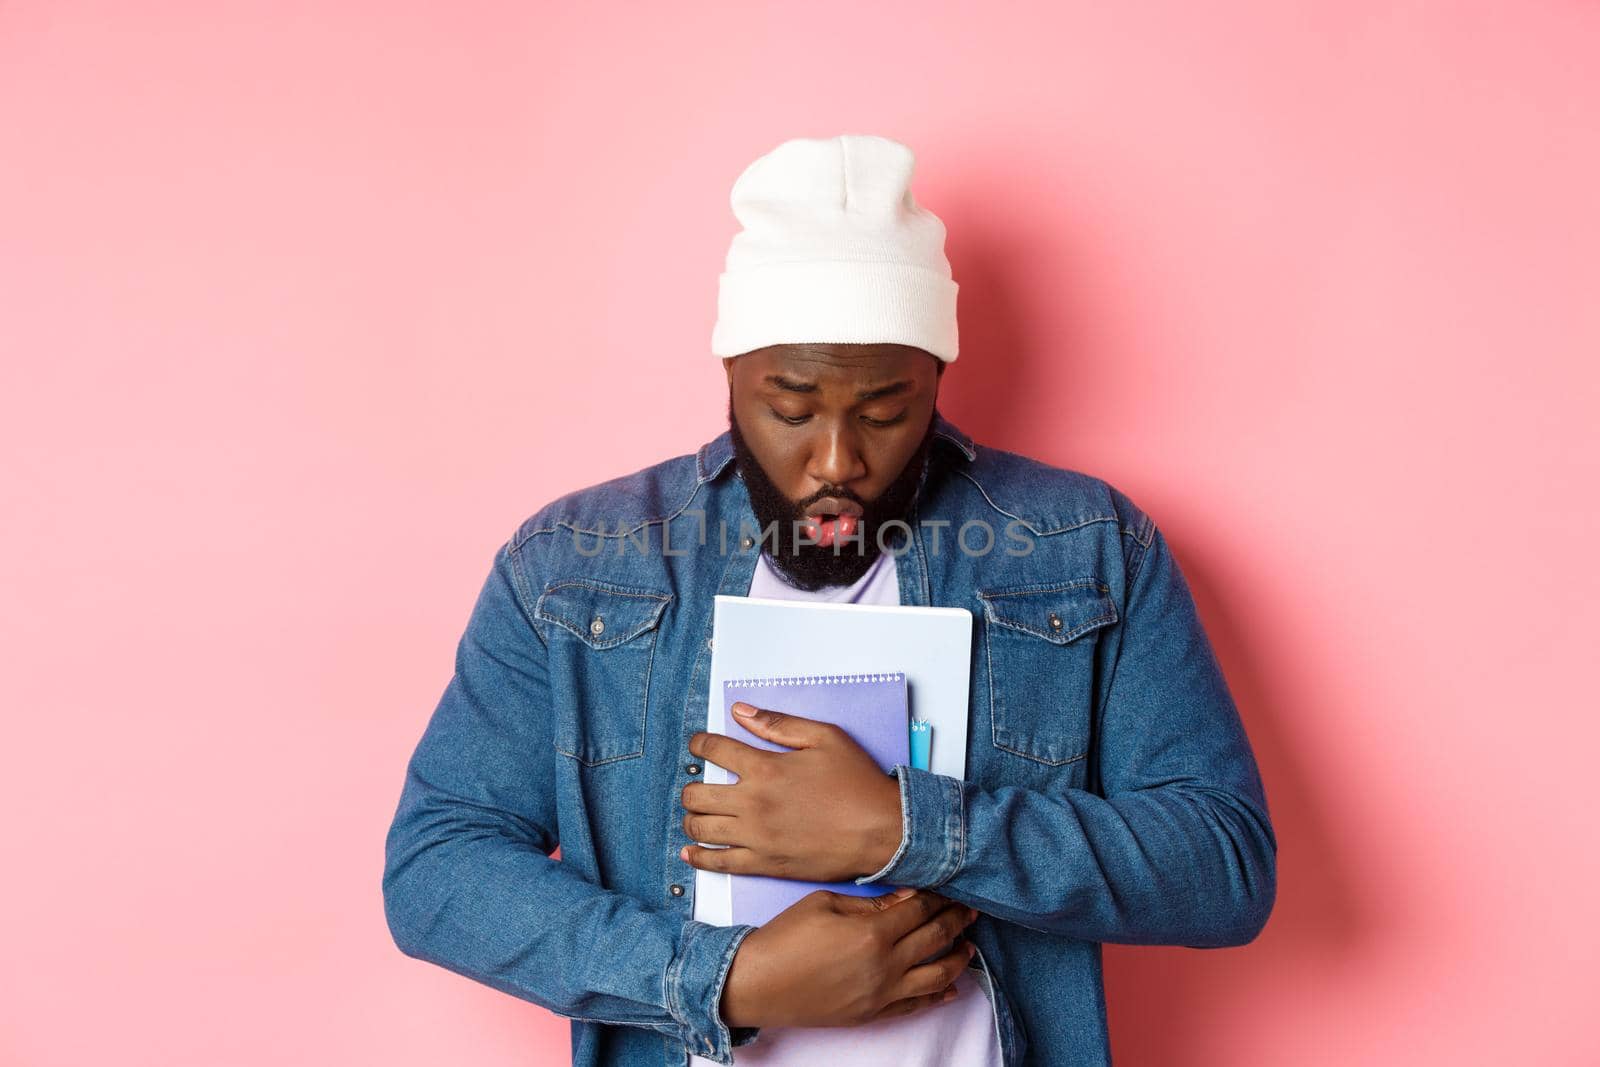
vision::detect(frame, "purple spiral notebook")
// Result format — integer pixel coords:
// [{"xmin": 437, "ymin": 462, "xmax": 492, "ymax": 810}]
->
[{"xmin": 720, "ymin": 671, "xmax": 910, "ymax": 926}]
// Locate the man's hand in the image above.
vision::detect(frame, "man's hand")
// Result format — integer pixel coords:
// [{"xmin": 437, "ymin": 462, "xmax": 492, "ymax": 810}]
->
[
  {"xmin": 720, "ymin": 888, "xmax": 979, "ymax": 1030},
  {"xmin": 679, "ymin": 703, "xmax": 905, "ymax": 882}
]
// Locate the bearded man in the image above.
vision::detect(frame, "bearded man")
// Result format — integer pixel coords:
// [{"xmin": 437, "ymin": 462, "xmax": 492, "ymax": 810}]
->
[{"xmin": 383, "ymin": 134, "xmax": 1277, "ymax": 1067}]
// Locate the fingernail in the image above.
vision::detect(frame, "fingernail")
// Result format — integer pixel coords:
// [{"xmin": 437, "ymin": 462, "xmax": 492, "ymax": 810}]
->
[
  {"xmin": 942, "ymin": 986, "xmax": 959, "ymax": 1002},
  {"xmin": 965, "ymin": 942, "xmax": 977, "ymax": 958},
  {"xmin": 732, "ymin": 703, "xmax": 756, "ymax": 718},
  {"xmin": 966, "ymin": 907, "xmax": 979, "ymax": 922},
  {"xmin": 893, "ymin": 887, "xmax": 916, "ymax": 899}
]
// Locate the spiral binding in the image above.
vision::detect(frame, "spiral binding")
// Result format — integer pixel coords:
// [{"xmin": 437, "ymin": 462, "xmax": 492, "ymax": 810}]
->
[{"xmin": 724, "ymin": 672, "xmax": 904, "ymax": 687}]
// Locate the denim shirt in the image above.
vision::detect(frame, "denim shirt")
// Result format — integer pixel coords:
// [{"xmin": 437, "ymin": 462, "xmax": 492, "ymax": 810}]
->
[{"xmin": 382, "ymin": 411, "xmax": 1277, "ymax": 1067}]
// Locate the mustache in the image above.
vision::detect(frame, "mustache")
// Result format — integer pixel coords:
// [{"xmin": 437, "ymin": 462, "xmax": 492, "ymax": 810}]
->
[{"xmin": 795, "ymin": 486, "xmax": 866, "ymax": 512}]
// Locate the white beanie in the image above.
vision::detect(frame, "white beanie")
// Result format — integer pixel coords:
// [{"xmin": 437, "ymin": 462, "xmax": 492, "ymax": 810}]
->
[{"xmin": 710, "ymin": 134, "xmax": 959, "ymax": 364}]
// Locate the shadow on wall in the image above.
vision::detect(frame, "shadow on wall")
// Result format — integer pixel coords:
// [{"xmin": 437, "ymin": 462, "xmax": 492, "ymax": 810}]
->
[{"xmin": 926, "ymin": 190, "xmax": 1061, "ymax": 451}]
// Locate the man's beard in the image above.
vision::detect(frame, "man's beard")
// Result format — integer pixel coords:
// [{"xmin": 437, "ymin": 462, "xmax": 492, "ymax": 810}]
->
[{"xmin": 728, "ymin": 397, "xmax": 936, "ymax": 591}]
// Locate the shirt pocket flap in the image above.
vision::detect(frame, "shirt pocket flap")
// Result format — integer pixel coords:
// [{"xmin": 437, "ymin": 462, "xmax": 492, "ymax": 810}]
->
[
  {"xmin": 977, "ymin": 578, "xmax": 1118, "ymax": 644},
  {"xmin": 976, "ymin": 577, "xmax": 1117, "ymax": 771},
  {"xmin": 536, "ymin": 580, "xmax": 671, "ymax": 649}
]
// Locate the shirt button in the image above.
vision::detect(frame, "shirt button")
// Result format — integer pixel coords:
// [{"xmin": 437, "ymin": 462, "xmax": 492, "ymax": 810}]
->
[
  {"xmin": 589, "ymin": 616, "xmax": 605, "ymax": 636},
  {"xmin": 706, "ymin": 637, "xmax": 714, "ymax": 652},
  {"xmin": 1047, "ymin": 612, "xmax": 1062, "ymax": 631},
  {"xmin": 686, "ymin": 762, "xmax": 701, "ymax": 775},
  {"xmin": 740, "ymin": 536, "xmax": 754, "ymax": 550},
  {"xmin": 669, "ymin": 883, "xmax": 685, "ymax": 896}
]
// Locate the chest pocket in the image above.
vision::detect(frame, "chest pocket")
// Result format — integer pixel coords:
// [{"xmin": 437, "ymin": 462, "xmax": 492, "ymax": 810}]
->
[
  {"xmin": 535, "ymin": 579, "xmax": 672, "ymax": 767},
  {"xmin": 977, "ymin": 578, "xmax": 1118, "ymax": 770}
]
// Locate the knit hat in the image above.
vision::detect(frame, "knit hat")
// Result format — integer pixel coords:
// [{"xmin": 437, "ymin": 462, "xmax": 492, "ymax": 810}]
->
[{"xmin": 710, "ymin": 134, "xmax": 959, "ymax": 364}]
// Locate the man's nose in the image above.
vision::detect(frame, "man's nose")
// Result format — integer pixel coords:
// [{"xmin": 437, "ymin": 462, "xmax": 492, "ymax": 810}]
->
[{"xmin": 807, "ymin": 426, "xmax": 868, "ymax": 489}]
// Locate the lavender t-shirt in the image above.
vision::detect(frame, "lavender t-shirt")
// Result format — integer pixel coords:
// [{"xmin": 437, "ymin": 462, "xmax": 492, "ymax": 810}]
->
[{"xmin": 688, "ymin": 549, "xmax": 1003, "ymax": 1067}]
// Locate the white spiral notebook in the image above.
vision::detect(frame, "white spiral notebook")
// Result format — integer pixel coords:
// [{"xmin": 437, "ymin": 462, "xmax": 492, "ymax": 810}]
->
[{"xmin": 692, "ymin": 594, "xmax": 974, "ymax": 928}]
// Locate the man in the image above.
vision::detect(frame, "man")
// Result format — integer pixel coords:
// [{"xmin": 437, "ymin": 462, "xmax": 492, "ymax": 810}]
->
[{"xmin": 383, "ymin": 134, "xmax": 1276, "ymax": 1067}]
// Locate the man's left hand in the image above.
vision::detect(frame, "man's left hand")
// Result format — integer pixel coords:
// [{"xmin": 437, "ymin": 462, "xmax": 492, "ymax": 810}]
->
[{"xmin": 679, "ymin": 702, "xmax": 905, "ymax": 883}]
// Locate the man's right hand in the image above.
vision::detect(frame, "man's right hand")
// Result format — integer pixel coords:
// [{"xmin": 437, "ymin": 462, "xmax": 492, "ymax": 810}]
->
[{"xmin": 718, "ymin": 888, "xmax": 980, "ymax": 1030}]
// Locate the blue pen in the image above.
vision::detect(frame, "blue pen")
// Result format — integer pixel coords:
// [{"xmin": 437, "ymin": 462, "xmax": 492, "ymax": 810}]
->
[{"xmin": 909, "ymin": 719, "xmax": 932, "ymax": 771}]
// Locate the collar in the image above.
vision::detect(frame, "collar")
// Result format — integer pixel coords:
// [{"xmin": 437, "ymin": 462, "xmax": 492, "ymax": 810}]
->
[{"xmin": 696, "ymin": 408, "xmax": 977, "ymax": 483}]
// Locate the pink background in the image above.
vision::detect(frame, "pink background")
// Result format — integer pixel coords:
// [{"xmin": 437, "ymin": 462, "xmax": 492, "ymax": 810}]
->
[{"xmin": 3, "ymin": 3, "xmax": 1597, "ymax": 1064}]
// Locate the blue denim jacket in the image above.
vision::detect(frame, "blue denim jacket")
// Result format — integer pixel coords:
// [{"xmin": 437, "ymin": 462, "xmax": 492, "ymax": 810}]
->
[{"xmin": 382, "ymin": 411, "xmax": 1276, "ymax": 1067}]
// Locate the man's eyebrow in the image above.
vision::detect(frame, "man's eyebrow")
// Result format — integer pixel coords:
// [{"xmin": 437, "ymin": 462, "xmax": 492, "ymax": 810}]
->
[{"xmin": 761, "ymin": 376, "xmax": 914, "ymax": 401}]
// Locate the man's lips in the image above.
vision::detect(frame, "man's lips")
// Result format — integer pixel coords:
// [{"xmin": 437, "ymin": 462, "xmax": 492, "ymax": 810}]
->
[
  {"xmin": 800, "ymin": 513, "xmax": 859, "ymax": 547},
  {"xmin": 799, "ymin": 498, "xmax": 864, "ymax": 548}
]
